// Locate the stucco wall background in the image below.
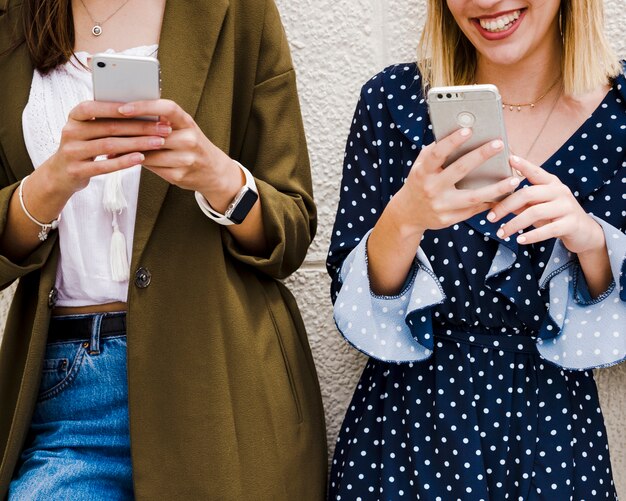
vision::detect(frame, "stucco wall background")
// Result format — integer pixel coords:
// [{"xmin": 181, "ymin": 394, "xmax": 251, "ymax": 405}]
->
[{"xmin": 0, "ymin": 0, "xmax": 624, "ymax": 496}]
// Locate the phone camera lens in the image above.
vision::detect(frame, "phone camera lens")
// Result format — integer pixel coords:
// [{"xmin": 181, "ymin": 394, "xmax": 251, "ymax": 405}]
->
[
  {"xmin": 446, "ymin": 93, "xmax": 452, "ymax": 99},
  {"xmin": 437, "ymin": 93, "xmax": 443, "ymax": 99},
  {"xmin": 96, "ymin": 62, "xmax": 106, "ymax": 68}
]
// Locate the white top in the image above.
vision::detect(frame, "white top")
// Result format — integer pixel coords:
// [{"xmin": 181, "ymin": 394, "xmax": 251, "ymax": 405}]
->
[{"xmin": 22, "ymin": 44, "xmax": 158, "ymax": 307}]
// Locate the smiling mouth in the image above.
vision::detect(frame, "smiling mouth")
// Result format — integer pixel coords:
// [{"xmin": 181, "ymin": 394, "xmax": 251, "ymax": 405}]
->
[{"xmin": 477, "ymin": 9, "xmax": 523, "ymax": 33}]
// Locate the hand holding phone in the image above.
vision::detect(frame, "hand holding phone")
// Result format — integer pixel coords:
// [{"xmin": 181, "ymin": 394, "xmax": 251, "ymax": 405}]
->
[
  {"xmin": 427, "ymin": 84, "xmax": 513, "ymax": 190},
  {"xmin": 92, "ymin": 53, "xmax": 161, "ymax": 120}
]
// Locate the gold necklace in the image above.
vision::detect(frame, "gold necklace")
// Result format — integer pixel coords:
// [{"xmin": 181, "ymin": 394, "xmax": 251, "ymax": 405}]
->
[
  {"xmin": 521, "ymin": 84, "xmax": 563, "ymax": 160},
  {"xmin": 78, "ymin": 0, "xmax": 131, "ymax": 37},
  {"xmin": 502, "ymin": 76, "xmax": 561, "ymax": 111}
]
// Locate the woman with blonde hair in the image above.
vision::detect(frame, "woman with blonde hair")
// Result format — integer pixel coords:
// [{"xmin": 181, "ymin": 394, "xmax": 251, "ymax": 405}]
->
[{"xmin": 327, "ymin": 0, "xmax": 625, "ymax": 498}]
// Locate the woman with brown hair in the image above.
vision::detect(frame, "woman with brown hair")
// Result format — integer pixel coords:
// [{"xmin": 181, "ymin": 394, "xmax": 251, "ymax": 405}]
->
[
  {"xmin": 327, "ymin": 0, "xmax": 625, "ymax": 498},
  {"xmin": 0, "ymin": 0, "xmax": 327, "ymax": 498}
]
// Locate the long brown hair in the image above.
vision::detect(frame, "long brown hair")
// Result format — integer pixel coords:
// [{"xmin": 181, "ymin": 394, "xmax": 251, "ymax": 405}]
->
[{"xmin": 21, "ymin": 0, "xmax": 75, "ymax": 73}]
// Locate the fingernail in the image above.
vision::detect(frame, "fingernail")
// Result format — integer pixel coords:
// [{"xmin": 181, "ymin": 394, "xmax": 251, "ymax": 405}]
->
[
  {"xmin": 118, "ymin": 104, "xmax": 134, "ymax": 114},
  {"xmin": 157, "ymin": 124, "xmax": 172, "ymax": 134},
  {"xmin": 149, "ymin": 137, "xmax": 165, "ymax": 147},
  {"xmin": 487, "ymin": 212, "xmax": 496, "ymax": 221},
  {"xmin": 460, "ymin": 128, "xmax": 472, "ymax": 137},
  {"xmin": 131, "ymin": 153, "xmax": 145, "ymax": 163},
  {"xmin": 491, "ymin": 140, "xmax": 503, "ymax": 150},
  {"xmin": 511, "ymin": 154, "xmax": 520, "ymax": 164},
  {"xmin": 510, "ymin": 177, "xmax": 520, "ymax": 186},
  {"xmin": 496, "ymin": 228, "xmax": 505, "ymax": 238},
  {"xmin": 517, "ymin": 235, "xmax": 527, "ymax": 244}
]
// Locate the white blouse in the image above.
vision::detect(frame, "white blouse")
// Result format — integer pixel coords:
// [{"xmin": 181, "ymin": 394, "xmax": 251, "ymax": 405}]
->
[{"xmin": 22, "ymin": 44, "xmax": 158, "ymax": 307}]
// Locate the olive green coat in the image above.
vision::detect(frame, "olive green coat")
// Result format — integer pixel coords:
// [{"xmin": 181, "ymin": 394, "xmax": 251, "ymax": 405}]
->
[{"xmin": 0, "ymin": 0, "xmax": 327, "ymax": 498}]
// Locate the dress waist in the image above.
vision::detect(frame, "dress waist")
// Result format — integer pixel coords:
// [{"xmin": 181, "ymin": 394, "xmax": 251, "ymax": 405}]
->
[{"xmin": 434, "ymin": 327, "xmax": 538, "ymax": 354}]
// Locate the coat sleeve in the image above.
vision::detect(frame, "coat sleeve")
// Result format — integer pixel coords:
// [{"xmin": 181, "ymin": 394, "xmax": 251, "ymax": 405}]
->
[
  {"xmin": 0, "ymin": 149, "xmax": 57, "ymax": 291},
  {"xmin": 221, "ymin": 0, "xmax": 316, "ymax": 280}
]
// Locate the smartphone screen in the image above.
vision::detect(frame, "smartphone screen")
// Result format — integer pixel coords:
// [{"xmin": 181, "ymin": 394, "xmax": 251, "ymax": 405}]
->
[{"xmin": 427, "ymin": 84, "xmax": 513, "ymax": 190}]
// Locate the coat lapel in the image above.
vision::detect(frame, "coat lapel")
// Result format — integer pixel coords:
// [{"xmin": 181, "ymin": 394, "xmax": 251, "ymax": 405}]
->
[
  {"xmin": 0, "ymin": 32, "xmax": 34, "ymax": 183},
  {"xmin": 131, "ymin": 0, "xmax": 230, "ymax": 262}
]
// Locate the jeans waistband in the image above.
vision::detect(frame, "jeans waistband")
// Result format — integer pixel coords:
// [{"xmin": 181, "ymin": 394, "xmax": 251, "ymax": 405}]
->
[
  {"xmin": 48, "ymin": 312, "xmax": 126, "ymax": 346},
  {"xmin": 435, "ymin": 328, "xmax": 538, "ymax": 354}
]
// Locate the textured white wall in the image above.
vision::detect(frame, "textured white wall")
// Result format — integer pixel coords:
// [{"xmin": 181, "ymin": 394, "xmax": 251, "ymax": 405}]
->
[{"xmin": 0, "ymin": 0, "xmax": 624, "ymax": 495}]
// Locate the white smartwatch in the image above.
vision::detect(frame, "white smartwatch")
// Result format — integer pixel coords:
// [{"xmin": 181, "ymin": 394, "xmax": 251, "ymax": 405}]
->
[{"xmin": 195, "ymin": 161, "xmax": 259, "ymax": 226}]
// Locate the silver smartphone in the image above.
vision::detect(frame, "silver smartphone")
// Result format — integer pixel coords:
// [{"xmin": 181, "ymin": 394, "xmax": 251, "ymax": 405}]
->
[
  {"xmin": 91, "ymin": 53, "xmax": 161, "ymax": 120},
  {"xmin": 427, "ymin": 84, "xmax": 512, "ymax": 190}
]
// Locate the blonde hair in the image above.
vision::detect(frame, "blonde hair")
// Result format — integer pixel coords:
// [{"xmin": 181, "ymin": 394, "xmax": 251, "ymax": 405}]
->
[{"xmin": 417, "ymin": 0, "xmax": 622, "ymax": 96}]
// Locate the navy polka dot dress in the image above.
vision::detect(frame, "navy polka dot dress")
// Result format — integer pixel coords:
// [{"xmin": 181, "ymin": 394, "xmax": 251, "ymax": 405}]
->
[{"xmin": 327, "ymin": 63, "xmax": 626, "ymax": 500}]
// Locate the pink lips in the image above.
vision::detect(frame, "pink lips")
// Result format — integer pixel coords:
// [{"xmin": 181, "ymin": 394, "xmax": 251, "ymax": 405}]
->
[{"xmin": 472, "ymin": 9, "xmax": 526, "ymax": 41}]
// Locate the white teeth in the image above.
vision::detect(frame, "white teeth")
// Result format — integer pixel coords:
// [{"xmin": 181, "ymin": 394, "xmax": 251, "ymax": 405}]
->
[{"xmin": 479, "ymin": 10, "xmax": 521, "ymax": 33}]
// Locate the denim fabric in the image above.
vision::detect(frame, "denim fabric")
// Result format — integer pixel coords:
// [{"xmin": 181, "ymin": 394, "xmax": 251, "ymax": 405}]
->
[{"xmin": 9, "ymin": 313, "xmax": 132, "ymax": 500}]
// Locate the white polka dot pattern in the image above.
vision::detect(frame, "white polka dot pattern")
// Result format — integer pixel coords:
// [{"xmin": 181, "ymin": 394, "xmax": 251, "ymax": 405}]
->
[
  {"xmin": 335, "ymin": 215, "xmax": 626, "ymax": 368},
  {"xmin": 334, "ymin": 230, "xmax": 444, "ymax": 362},
  {"xmin": 326, "ymin": 62, "xmax": 625, "ymax": 499},
  {"xmin": 537, "ymin": 215, "xmax": 626, "ymax": 369}
]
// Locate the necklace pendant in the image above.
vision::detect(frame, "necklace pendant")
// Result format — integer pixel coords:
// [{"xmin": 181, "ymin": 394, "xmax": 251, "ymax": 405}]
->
[
  {"xmin": 509, "ymin": 105, "xmax": 514, "ymax": 111},
  {"xmin": 92, "ymin": 24, "xmax": 103, "ymax": 36},
  {"xmin": 517, "ymin": 106, "xmax": 522, "ymax": 112}
]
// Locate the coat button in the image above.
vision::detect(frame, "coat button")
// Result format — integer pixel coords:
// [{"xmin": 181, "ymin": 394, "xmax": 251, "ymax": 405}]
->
[
  {"xmin": 47, "ymin": 287, "xmax": 58, "ymax": 308},
  {"xmin": 134, "ymin": 267, "xmax": 152, "ymax": 288}
]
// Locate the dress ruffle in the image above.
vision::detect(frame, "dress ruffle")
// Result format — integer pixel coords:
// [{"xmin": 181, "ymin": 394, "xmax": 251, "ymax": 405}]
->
[
  {"xmin": 334, "ymin": 230, "xmax": 444, "ymax": 362},
  {"xmin": 334, "ymin": 217, "xmax": 626, "ymax": 369},
  {"xmin": 536, "ymin": 216, "xmax": 626, "ymax": 369}
]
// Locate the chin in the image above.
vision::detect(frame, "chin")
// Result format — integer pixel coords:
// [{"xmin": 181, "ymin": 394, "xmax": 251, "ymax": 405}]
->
[{"xmin": 475, "ymin": 44, "xmax": 530, "ymax": 68}]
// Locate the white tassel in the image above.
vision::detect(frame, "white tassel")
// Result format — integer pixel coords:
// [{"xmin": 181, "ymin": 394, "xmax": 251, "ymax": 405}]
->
[
  {"xmin": 103, "ymin": 171, "xmax": 128, "ymax": 212},
  {"xmin": 110, "ymin": 214, "xmax": 130, "ymax": 282},
  {"xmin": 103, "ymin": 172, "xmax": 130, "ymax": 282}
]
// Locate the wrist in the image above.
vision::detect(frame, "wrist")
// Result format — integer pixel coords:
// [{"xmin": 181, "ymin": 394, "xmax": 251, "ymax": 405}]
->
[
  {"xmin": 198, "ymin": 155, "xmax": 245, "ymax": 212},
  {"xmin": 195, "ymin": 160, "xmax": 259, "ymax": 226},
  {"xmin": 22, "ymin": 167, "xmax": 71, "ymax": 220},
  {"xmin": 386, "ymin": 195, "xmax": 426, "ymax": 241},
  {"xmin": 17, "ymin": 175, "xmax": 61, "ymax": 241},
  {"xmin": 577, "ymin": 219, "xmax": 606, "ymax": 258}
]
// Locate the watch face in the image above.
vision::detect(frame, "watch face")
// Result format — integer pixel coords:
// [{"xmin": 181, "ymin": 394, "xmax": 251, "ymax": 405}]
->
[{"xmin": 228, "ymin": 188, "xmax": 259, "ymax": 224}]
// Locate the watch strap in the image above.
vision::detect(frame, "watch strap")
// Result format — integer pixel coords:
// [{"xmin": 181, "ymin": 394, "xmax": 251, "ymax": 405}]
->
[{"xmin": 194, "ymin": 161, "xmax": 258, "ymax": 226}]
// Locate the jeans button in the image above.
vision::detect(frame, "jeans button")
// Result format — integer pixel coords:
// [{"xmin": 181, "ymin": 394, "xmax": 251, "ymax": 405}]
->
[
  {"xmin": 47, "ymin": 287, "xmax": 58, "ymax": 308},
  {"xmin": 134, "ymin": 267, "xmax": 152, "ymax": 289}
]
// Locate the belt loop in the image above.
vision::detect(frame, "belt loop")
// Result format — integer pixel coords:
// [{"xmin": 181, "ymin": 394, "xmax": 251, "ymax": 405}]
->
[{"xmin": 89, "ymin": 314, "xmax": 103, "ymax": 355}]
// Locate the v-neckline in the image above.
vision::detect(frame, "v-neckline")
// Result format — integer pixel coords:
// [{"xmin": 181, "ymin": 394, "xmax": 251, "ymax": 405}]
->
[{"xmin": 534, "ymin": 83, "xmax": 617, "ymax": 171}]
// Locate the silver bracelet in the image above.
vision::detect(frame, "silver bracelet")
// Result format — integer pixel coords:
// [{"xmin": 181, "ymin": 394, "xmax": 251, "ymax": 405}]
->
[{"xmin": 18, "ymin": 175, "xmax": 61, "ymax": 241}]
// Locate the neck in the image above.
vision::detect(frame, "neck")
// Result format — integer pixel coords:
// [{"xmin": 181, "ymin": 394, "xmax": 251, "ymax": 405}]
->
[
  {"xmin": 72, "ymin": 0, "xmax": 165, "ymax": 54},
  {"xmin": 77, "ymin": 0, "xmax": 123, "ymax": 11},
  {"xmin": 474, "ymin": 33, "xmax": 563, "ymax": 105}
]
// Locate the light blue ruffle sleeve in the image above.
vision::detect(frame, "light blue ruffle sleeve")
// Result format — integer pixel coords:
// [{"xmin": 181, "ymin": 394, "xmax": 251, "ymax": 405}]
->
[
  {"xmin": 537, "ymin": 216, "xmax": 626, "ymax": 370},
  {"xmin": 333, "ymin": 230, "xmax": 445, "ymax": 362}
]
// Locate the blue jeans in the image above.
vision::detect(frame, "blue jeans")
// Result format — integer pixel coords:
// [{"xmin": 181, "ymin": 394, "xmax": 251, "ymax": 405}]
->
[{"xmin": 9, "ymin": 313, "xmax": 133, "ymax": 500}]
